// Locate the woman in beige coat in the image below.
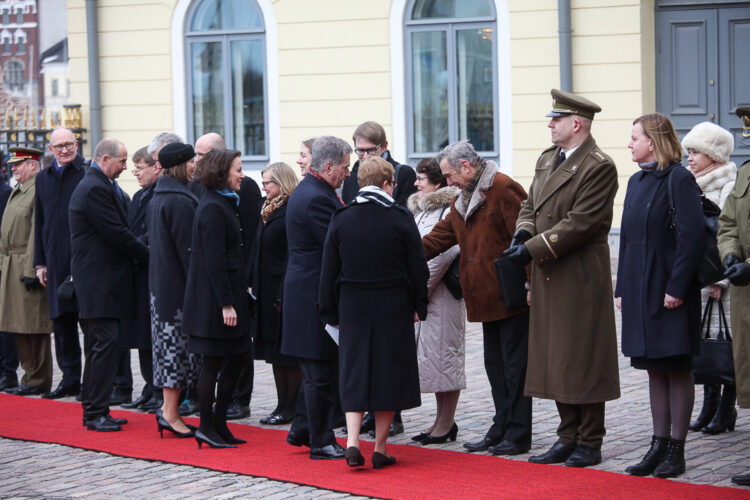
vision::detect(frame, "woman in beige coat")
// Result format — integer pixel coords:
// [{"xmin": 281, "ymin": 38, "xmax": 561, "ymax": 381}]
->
[
  {"xmin": 682, "ymin": 121, "xmax": 738, "ymax": 435},
  {"xmin": 408, "ymin": 157, "xmax": 466, "ymax": 445},
  {"xmin": 0, "ymin": 148, "xmax": 53, "ymax": 395}
]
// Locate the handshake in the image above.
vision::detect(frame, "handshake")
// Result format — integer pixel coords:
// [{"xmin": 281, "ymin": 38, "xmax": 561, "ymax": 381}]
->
[
  {"xmin": 503, "ymin": 229, "xmax": 532, "ymax": 266},
  {"xmin": 723, "ymin": 254, "xmax": 750, "ymax": 286}
]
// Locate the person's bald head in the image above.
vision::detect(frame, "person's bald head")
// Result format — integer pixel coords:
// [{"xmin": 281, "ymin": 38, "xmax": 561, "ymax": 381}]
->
[
  {"xmin": 195, "ymin": 133, "xmax": 226, "ymax": 164},
  {"xmin": 48, "ymin": 128, "xmax": 78, "ymax": 166}
]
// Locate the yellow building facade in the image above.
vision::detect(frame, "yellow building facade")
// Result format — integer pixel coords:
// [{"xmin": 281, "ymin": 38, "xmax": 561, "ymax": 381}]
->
[{"xmin": 64, "ymin": 0, "xmax": 702, "ymax": 222}]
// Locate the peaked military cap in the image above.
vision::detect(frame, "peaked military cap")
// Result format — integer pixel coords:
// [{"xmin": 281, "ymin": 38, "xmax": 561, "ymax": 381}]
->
[
  {"xmin": 7, "ymin": 146, "xmax": 43, "ymax": 163},
  {"xmin": 158, "ymin": 142, "xmax": 195, "ymax": 169},
  {"xmin": 546, "ymin": 89, "xmax": 602, "ymax": 120},
  {"xmin": 736, "ymin": 106, "xmax": 750, "ymax": 138}
]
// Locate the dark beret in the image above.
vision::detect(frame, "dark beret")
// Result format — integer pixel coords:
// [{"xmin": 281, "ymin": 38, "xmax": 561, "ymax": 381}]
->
[{"xmin": 158, "ymin": 142, "xmax": 195, "ymax": 169}]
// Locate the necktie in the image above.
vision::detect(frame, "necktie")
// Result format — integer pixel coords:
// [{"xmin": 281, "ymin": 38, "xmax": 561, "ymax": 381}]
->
[{"xmin": 555, "ymin": 151, "xmax": 566, "ymax": 168}]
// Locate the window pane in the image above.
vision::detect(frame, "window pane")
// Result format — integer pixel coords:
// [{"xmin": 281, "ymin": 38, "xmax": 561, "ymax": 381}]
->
[
  {"xmin": 191, "ymin": 41, "xmax": 225, "ymax": 141},
  {"xmin": 231, "ymin": 40, "xmax": 265, "ymax": 156},
  {"xmin": 191, "ymin": 0, "xmax": 263, "ymax": 32},
  {"xmin": 456, "ymin": 28, "xmax": 494, "ymax": 151},
  {"xmin": 412, "ymin": 0, "xmax": 492, "ymax": 20},
  {"xmin": 412, "ymin": 31, "xmax": 448, "ymax": 153}
]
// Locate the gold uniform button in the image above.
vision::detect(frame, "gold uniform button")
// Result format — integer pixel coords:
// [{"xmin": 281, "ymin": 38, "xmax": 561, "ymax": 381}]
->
[
  {"xmin": 550, "ymin": 234, "xmax": 559, "ymax": 242},
  {"xmin": 545, "ymin": 276, "xmax": 551, "ymax": 282}
]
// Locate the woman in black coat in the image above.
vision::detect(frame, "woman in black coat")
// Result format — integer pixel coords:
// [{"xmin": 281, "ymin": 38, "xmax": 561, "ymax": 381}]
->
[
  {"xmin": 252, "ymin": 162, "xmax": 300, "ymax": 425},
  {"xmin": 319, "ymin": 156, "xmax": 429, "ymax": 470},
  {"xmin": 147, "ymin": 142, "xmax": 199, "ymax": 438},
  {"xmin": 183, "ymin": 149, "xmax": 251, "ymax": 449},
  {"xmin": 615, "ymin": 113, "xmax": 704, "ymax": 478}
]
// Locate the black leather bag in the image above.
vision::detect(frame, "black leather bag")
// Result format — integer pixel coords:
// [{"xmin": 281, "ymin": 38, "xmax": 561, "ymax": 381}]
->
[
  {"xmin": 442, "ymin": 256, "xmax": 462, "ymax": 300},
  {"xmin": 666, "ymin": 169, "xmax": 724, "ymax": 287},
  {"xmin": 692, "ymin": 297, "xmax": 735, "ymax": 385},
  {"xmin": 493, "ymin": 257, "xmax": 527, "ymax": 309}
]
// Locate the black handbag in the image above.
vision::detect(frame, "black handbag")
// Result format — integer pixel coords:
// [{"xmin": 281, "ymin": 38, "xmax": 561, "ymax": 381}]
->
[
  {"xmin": 666, "ymin": 168, "xmax": 724, "ymax": 287},
  {"xmin": 56, "ymin": 275, "xmax": 76, "ymax": 304},
  {"xmin": 692, "ymin": 297, "xmax": 735, "ymax": 385},
  {"xmin": 493, "ymin": 257, "xmax": 528, "ymax": 309},
  {"xmin": 442, "ymin": 256, "xmax": 462, "ymax": 300}
]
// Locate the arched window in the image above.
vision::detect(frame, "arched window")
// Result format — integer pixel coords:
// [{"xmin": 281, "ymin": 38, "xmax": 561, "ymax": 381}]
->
[
  {"xmin": 5, "ymin": 60, "xmax": 24, "ymax": 92},
  {"xmin": 185, "ymin": 0, "xmax": 267, "ymax": 164},
  {"xmin": 405, "ymin": 0, "xmax": 498, "ymax": 162}
]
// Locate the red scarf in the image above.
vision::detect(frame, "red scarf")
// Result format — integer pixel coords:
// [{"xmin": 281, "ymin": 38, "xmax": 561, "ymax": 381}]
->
[{"xmin": 308, "ymin": 169, "xmax": 345, "ymax": 206}]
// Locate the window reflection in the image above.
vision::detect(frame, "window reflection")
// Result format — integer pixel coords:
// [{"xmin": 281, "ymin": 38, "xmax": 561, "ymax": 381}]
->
[
  {"xmin": 191, "ymin": 42, "xmax": 225, "ymax": 141},
  {"xmin": 191, "ymin": 0, "xmax": 263, "ymax": 31},
  {"xmin": 412, "ymin": 31, "xmax": 448, "ymax": 153},
  {"xmin": 412, "ymin": 0, "xmax": 492, "ymax": 19},
  {"xmin": 231, "ymin": 40, "xmax": 265, "ymax": 156},
  {"xmin": 457, "ymin": 29, "xmax": 494, "ymax": 151}
]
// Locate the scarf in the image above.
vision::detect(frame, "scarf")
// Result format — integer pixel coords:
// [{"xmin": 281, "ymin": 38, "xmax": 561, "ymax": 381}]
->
[
  {"xmin": 216, "ymin": 188, "xmax": 240, "ymax": 206},
  {"xmin": 638, "ymin": 161, "xmax": 658, "ymax": 172},
  {"xmin": 355, "ymin": 185, "xmax": 394, "ymax": 208},
  {"xmin": 308, "ymin": 169, "xmax": 345, "ymax": 206},
  {"xmin": 460, "ymin": 159, "xmax": 487, "ymax": 210},
  {"xmin": 261, "ymin": 194, "xmax": 288, "ymax": 223}
]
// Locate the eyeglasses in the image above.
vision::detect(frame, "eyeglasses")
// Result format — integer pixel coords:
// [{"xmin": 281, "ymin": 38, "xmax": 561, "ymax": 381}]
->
[
  {"xmin": 51, "ymin": 142, "xmax": 76, "ymax": 152},
  {"xmin": 416, "ymin": 175, "xmax": 428, "ymax": 182},
  {"xmin": 132, "ymin": 165, "xmax": 154, "ymax": 174},
  {"xmin": 261, "ymin": 180, "xmax": 277, "ymax": 186},
  {"xmin": 354, "ymin": 144, "xmax": 381, "ymax": 157}
]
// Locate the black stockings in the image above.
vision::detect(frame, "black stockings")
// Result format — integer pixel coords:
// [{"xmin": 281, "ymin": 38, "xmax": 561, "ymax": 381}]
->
[
  {"xmin": 648, "ymin": 369, "xmax": 695, "ymax": 440},
  {"xmin": 198, "ymin": 352, "xmax": 250, "ymax": 441},
  {"xmin": 272, "ymin": 364, "xmax": 302, "ymax": 418}
]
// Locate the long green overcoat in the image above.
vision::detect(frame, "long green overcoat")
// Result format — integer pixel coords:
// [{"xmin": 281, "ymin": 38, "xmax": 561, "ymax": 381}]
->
[
  {"xmin": 516, "ymin": 134, "xmax": 620, "ymax": 404},
  {"xmin": 0, "ymin": 176, "xmax": 52, "ymax": 334},
  {"xmin": 717, "ymin": 159, "xmax": 750, "ymax": 408}
]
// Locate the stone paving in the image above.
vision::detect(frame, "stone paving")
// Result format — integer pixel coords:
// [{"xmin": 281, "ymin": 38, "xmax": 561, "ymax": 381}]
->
[{"xmin": 1, "ymin": 306, "xmax": 749, "ymax": 498}]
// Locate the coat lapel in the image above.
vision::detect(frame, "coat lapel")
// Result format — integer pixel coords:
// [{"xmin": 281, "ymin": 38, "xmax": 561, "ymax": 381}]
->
[{"xmin": 533, "ymin": 135, "xmax": 595, "ymax": 210}]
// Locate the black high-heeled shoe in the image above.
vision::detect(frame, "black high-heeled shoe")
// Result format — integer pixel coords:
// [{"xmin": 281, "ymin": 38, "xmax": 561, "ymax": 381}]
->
[
  {"xmin": 345, "ymin": 446, "xmax": 365, "ymax": 467},
  {"xmin": 420, "ymin": 423, "xmax": 458, "ymax": 445},
  {"xmin": 195, "ymin": 429, "xmax": 237, "ymax": 449},
  {"xmin": 156, "ymin": 414, "xmax": 195, "ymax": 438},
  {"xmin": 216, "ymin": 424, "xmax": 247, "ymax": 444},
  {"xmin": 411, "ymin": 432, "xmax": 430, "ymax": 442},
  {"xmin": 371, "ymin": 451, "xmax": 396, "ymax": 469}
]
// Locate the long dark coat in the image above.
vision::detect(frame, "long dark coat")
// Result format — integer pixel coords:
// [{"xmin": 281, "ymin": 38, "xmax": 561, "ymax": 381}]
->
[
  {"xmin": 238, "ymin": 177, "xmax": 262, "ymax": 282},
  {"xmin": 183, "ymin": 190, "xmax": 251, "ymax": 353},
  {"xmin": 615, "ymin": 163, "xmax": 704, "ymax": 359},
  {"xmin": 341, "ymin": 151, "xmax": 417, "ymax": 205},
  {"xmin": 69, "ymin": 166, "xmax": 148, "ymax": 320},
  {"xmin": 34, "ymin": 154, "xmax": 86, "ymax": 319},
  {"xmin": 250, "ymin": 202, "xmax": 288, "ymax": 346},
  {"xmin": 0, "ymin": 182, "xmax": 10, "ymax": 220},
  {"xmin": 516, "ymin": 134, "xmax": 620, "ymax": 404},
  {"xmin": 280, "ymin": 174, "xmax": 344, "ymax": 361},
  {"xmin": 319, "ymin": 201, "xmax": 428, "ymax": 412}
]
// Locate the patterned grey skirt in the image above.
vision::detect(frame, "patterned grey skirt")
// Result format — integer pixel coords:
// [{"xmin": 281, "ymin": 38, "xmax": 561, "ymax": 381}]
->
[{"xmin": 151, "ymin": 295, "xmax": 201, "ymax": 389}]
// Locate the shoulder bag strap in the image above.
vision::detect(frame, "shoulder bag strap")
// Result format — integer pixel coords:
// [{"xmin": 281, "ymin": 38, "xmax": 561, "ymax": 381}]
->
[
  {"xmin": 700, "ymin": 297, "xmax": 714, "ymax": 340},
  {"xmin": 666, "ymin": 169, "xmax": 677, "ymax": 232},
  {"xmin": 716, "ymin": 297, "xmax": 732, "ymax": 342}
]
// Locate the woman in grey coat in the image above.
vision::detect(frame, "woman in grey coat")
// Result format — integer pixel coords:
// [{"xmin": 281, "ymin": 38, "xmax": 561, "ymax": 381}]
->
[
  {"xmin": 148, "ymin": 143, "xmax": 200, "ymax": 438},
  {"xmin": 407, "ymin": 158, "xmax": 465, "ymax": 445}
]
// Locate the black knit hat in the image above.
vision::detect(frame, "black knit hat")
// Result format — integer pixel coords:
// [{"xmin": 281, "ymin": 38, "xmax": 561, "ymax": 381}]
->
[{"xmin": 158, "ymin": 142, "xmax": 195, "ymax": 169}]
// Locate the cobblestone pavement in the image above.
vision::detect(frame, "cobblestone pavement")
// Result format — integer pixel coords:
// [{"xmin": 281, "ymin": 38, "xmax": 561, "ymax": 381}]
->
[{"xmin": 1, "ymin": 306, "xmax": 749, "ymax": 498}]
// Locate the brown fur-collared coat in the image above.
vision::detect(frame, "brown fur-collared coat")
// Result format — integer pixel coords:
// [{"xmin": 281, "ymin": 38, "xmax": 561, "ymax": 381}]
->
[
  {"xmin": 517, "ymin": 134, "xmax": 620, "ymax": 404},
  {"xmin": 422, "ymin": 160, "xmax": 528, "ymax": 323}
]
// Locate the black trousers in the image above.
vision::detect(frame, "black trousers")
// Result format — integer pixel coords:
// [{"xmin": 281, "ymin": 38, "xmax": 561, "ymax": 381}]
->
[
  {"xmin": 290, "ymin": 357, "xmax": 340, "ymax": 448},
  {"xmin": 231, "ymin": 352, "xmax": 254, "ymax": 406},
  {"xmin": 136, "ymin": 348, "xmax": 156, "ymax": 398},
  {"xmin": 52, "ymin": 312, "xmax": 82, "ymax": 389},
  {"xmin": 0, "ymin": 331, "xmax": 18, "ymax": 380},
  {"xmin": 482, "ymin": 313, "xmax": 532, "ymax": 446},
  {"xmin": 113, "ymin": 348, "xmax": 133, "ymax": 393},
  {"xmin": 80, "ymin": 318, "xmax": 119, "ymax": 420}
]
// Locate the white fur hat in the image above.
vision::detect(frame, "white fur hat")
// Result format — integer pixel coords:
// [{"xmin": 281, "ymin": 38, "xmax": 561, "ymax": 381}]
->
[{"xmin": 681, "ymin": 121, "xmax": 734, "ymax": 164}]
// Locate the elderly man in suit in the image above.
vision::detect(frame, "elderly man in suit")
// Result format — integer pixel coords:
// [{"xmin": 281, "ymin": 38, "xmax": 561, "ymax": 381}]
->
[
  {"xmin": 282, "ymin": 136, "xmax": 352, "ymax": 460},
  {"xmin": 504, "ymin": 89, "xmax": 620, "ymax": 468},
  {"xmin": 69, "ymin": 138, "xmax": 149, "ymax": 431},
  {"xmin": 35, "ymin": 128, "xmax": 88, "ymax": 399}
]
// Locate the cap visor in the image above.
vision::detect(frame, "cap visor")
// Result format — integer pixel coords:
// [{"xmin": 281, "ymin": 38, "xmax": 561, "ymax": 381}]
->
[{"xmin": 546, "ymin": 111, "xmax": 571, "ymax": 118}]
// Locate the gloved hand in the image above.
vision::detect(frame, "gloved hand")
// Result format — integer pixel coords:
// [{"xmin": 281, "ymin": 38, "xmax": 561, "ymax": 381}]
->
[
  {"xmin": 724, "ymin": 254, "xmax": 741, "ymax": 269},
  {"xmin": 503, "ymin": 242, "xmax": 532, "ymax": 266},
  {"xmin": 20, "ymin": 276, "xmax": 43, "ymax": 291},
  {"xmin": 509, "ymin": 229, "xmax": 532, "ymax": 248},
  {"xmin": 725, "ymin": 261, "xmax": 750, "ymax": 286}
]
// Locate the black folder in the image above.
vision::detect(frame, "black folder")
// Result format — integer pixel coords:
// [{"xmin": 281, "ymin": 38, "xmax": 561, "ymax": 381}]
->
[{"xmin": 493, "ymin": 257, "xmax": 527, "ymax": 309}]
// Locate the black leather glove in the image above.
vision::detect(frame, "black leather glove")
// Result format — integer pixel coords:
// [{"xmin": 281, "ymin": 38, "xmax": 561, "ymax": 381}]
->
[
  {"xmin": 503, "ymin": 242, "xmax": 532, "ymax": 266},
  {"xmin": 509, "ymin": 229, "xmax": 532, "ymax": 248},
  {"xmin": 20, "ymin": 276, "xmax": 43, "ymax": 291},
  {"xmin": 724, "ymin": 254, "xmax": 741, "ymax": 270},
  {"xmin": 725, "ymin": 261, "xmax": 750, "ymax": 286}
]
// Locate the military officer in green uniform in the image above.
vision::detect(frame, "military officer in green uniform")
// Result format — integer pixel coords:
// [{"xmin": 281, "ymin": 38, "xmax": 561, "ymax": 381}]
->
[{"xmin": 504, "ymin": 89, "xmax": 620, "ymax": 468}]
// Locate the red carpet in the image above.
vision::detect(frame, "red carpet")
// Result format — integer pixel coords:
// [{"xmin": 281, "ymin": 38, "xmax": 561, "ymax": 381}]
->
[{"xmin": 0, "ymin": 394, "xmax": 746, "ymax": 499}]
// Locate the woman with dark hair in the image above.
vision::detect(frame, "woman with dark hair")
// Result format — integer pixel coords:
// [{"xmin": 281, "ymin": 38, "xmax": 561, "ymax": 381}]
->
[
  {"xmin": 407, "ymin": 157, "xmax": 465, "ymax": 445},
  {"xmin": 615, "ymin": 113, "xmax": 704, "ymax": 478},
  {"xmin": 319, "ymin": 156, "xmax": 428, "ymax": 469},
  {"xmin": 183, "ymin": 149, "xmax": 252, "ymax": 449},
  {"xmin": 148, "ymin": 142, "xmax": 200, "ymax": 438},
  {"xmin": 253, "ymin": 162, "xmax": 301, "ymax": 425}
]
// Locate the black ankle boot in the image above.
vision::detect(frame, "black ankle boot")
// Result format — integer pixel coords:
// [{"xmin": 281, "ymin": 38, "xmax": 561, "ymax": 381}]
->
[
  {"xmin": 690, "ymin": 384, "xmax": 720, "ymax": 431},
  {"xmin": 653, "ymin": 438, "xmax": 685, "ymax": 478},
  {"xmin": 625, "ymin": 435, "xmax": 669, "ymax": 476},
  {"xmin": 703, "ymin": 384, "xmax": 737, "ymax": 435}
]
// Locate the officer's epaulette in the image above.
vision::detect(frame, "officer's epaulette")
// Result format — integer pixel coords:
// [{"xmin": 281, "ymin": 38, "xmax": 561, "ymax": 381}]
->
[{"xmin": 591, "ymin": 149, "xmax": 607, "ymax": 163}]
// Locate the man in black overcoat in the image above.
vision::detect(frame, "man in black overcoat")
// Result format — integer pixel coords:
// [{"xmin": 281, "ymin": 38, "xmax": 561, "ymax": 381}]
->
[
  {"xmin": 341, "ymin": 121, "xmax": 416, "ymax": 207},
  {"xmin": 34, "ymin": 128, "xmax": 87, "ymax": 399},
  {"xmin": 0, "ymin": 180, "xmax": 18, "ymax": 390},
  {"xmin": 69, "ymin": 138, "xmax": 149, "ymax": 432},
  {"xmin": 281, "ymin": 136, "xmax": 352, "ymax": 460}
]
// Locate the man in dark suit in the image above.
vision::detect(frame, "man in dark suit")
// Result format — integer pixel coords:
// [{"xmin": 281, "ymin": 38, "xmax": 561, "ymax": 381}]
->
[
  {"xmin": 281, "ymin": 136, "xmax": 352, "ymax": 460},
  {"xmin": 35, "ymin": 128, "xmax": 87, "ymax": 399},
  {"xmin": 341, "ymin": 121, "xmax": 416, "ymax": 207},
  {"xmin": 0, "ymin": 180, "xmax": 18, "ymax": 391},
  {"xmin": 69, "ymin": 138, "xmax": 149, "ymax": 432}
]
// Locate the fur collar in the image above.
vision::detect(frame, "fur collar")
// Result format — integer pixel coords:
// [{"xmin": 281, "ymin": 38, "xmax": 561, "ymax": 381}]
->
[
  {"xmin": 693, "ymin": 162, "xmax": 736, "ymax": 193},
  {"xmin": 407, "ymin": 186, "xmax": 458, "ymax": 215},
  {"xmin": 453, "ymin": 160, "xmax": 499, "ymax": 220}
]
